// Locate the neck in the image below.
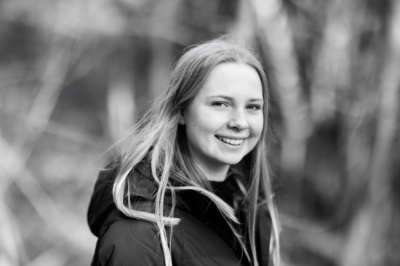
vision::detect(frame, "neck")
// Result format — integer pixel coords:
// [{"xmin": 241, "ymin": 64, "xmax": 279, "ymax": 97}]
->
[{"xmin": 195, "ymin": 162, "xmax": 230, "ymax": 182}]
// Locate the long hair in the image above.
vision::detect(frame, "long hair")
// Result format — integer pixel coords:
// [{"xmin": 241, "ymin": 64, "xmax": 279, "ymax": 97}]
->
[{"xmin": 112, "ymin": 39, "xmax": 280, "ymax": 266}]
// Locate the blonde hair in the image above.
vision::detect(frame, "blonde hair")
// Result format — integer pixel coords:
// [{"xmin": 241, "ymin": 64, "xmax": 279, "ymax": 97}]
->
[{"xmin": 112, "ymin": 39, "xmax": 280, "ymax": 266}]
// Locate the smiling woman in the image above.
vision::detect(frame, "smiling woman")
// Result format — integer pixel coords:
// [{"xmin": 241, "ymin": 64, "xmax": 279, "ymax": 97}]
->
[
  {"xmin": 179, "ymin": 63, "xmax": 264, "ymax": 181},
  {"xmin": 87, "ymin": 39, "xmax": 281, "ymax": 266}
]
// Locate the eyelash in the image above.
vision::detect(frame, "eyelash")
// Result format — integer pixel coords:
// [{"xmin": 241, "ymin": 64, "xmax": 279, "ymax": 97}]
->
[
  {"xmin": 211, "ymin": 102, "xmax": 262, "ymax": 110},
  {"xmin": 247, "ymin": 104, "xmax": 262, "ymax": 110},
  {"xmin": 211, "ymin": 101, "xmax": 229, "ymax": 107}
]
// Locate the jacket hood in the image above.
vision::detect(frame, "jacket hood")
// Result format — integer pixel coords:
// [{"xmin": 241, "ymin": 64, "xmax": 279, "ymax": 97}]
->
[
  {"xmin": 87, "ymin": 157, "xmax": 246, "ymax": 237},
  {"xmin": 87, "ymin": 159, "xmax": 158, "ymax": 236}
]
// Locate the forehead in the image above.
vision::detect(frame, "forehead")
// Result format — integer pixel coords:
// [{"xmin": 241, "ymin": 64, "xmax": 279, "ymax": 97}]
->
[{"xmin": 197, "ymin": 63, "xmax": 263, "ymax": 98}]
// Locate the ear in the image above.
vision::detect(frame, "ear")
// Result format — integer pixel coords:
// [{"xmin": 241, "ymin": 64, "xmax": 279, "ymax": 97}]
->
[{"xmin": 178, "ymin": 109, "xmax": 186, "ymax": 125}]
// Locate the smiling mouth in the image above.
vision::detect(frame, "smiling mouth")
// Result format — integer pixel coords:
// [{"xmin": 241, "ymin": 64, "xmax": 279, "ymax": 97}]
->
[{"xmin": 215, "ymin": 136, "xmax": 245, "ymax": 146}]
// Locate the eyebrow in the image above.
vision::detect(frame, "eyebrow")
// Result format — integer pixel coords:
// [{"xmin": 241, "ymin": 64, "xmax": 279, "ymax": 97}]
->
[{"xmin": 206, "ymin": 95, "xmax": 264, "ymax": 102}]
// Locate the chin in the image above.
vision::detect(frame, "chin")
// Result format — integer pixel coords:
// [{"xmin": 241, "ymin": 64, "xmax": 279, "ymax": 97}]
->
[{"xmin": 219, "ymin": 156, "xmax": 243, "ymax": 166}]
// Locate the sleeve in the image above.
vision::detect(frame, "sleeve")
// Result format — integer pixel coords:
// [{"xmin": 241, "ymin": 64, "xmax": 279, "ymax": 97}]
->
[{"xmin": 92, "ymin": 219, "xmax": 165, "ymax": 266}]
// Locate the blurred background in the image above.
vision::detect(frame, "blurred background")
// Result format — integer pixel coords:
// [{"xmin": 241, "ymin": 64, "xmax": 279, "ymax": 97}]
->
[{"xmin": 0, "ymin": 0, "xmax": 399, "ymax": 265}]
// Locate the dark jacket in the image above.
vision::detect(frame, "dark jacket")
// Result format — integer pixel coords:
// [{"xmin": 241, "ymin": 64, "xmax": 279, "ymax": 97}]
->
[{"xmin": 87, "ymin": 159, "xmax": 272, "ymax": 266}]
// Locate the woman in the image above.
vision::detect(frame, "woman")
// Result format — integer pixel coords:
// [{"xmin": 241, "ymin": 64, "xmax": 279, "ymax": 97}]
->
[{"xmin": 88, "ymin": 39, "xmax": 280, "ymax": 266}]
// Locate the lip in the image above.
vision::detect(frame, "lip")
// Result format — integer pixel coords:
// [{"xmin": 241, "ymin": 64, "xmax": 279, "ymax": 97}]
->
[
  {"xmin": 215, "ymin": 135, "xmax": 248, "ymax": 140},
  {"xmin": 215, "ymin": 135, "xmax": 247, "ymax": 146}
]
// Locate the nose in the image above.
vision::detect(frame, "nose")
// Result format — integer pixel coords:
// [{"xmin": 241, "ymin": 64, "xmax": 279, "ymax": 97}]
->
[{"xmin": 228, "ymin": 110, "xmax": 249, "ymax": 131}]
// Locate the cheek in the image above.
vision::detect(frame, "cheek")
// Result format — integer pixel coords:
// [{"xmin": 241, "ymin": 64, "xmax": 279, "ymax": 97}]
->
[
  {"xmin": 250, "ymin": 115, "xmax": 264, "ymax": 136},
  {"xmin": 189, "ymin": 110, "xmax": 222, "ymax": 133},
  {"xmin": 185, "ymin": 116, "xmax": 213, "ymax": 143}
]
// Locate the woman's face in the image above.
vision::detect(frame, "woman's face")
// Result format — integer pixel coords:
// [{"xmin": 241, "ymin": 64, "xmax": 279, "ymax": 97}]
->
[{"xmin": 179, "ymin": 62, "xmax": 264, "ymax": 175}]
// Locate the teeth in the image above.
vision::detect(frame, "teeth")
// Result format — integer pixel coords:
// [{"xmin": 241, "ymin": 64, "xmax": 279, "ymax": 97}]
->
[{"xmin": 216, "ymin": 136, "xmax": 244, "ymax": 146}]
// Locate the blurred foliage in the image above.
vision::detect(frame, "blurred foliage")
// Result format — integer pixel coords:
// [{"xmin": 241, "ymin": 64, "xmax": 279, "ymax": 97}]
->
[{"xmin": 0, "ymin": 0, "xmax": 399, "ymax": 265}]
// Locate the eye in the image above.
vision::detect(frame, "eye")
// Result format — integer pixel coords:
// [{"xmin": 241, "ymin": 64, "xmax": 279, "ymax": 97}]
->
[
  {"xmin": 211, "ymin": 101, "xmax": 229, "ymax": 107},
  {"xmin": 246, "ymin": 104, "xmax": 262, "ymax": 110}
]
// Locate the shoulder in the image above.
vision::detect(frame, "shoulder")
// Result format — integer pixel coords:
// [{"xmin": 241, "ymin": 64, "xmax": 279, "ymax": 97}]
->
[
  {"xmin": 255, "ymin": 201, "xmax": 272, "ymax": 238},
  {"xmin": 102, "ymin": 217, "xmax": 162, "ymax": 253},
  {"xmin": 93, "ymin": 210, "xmax": 165, "ymax": 266},
  {"xmin": 255, "ymin": 202, "xmax": 272, "ymax": 266}
]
